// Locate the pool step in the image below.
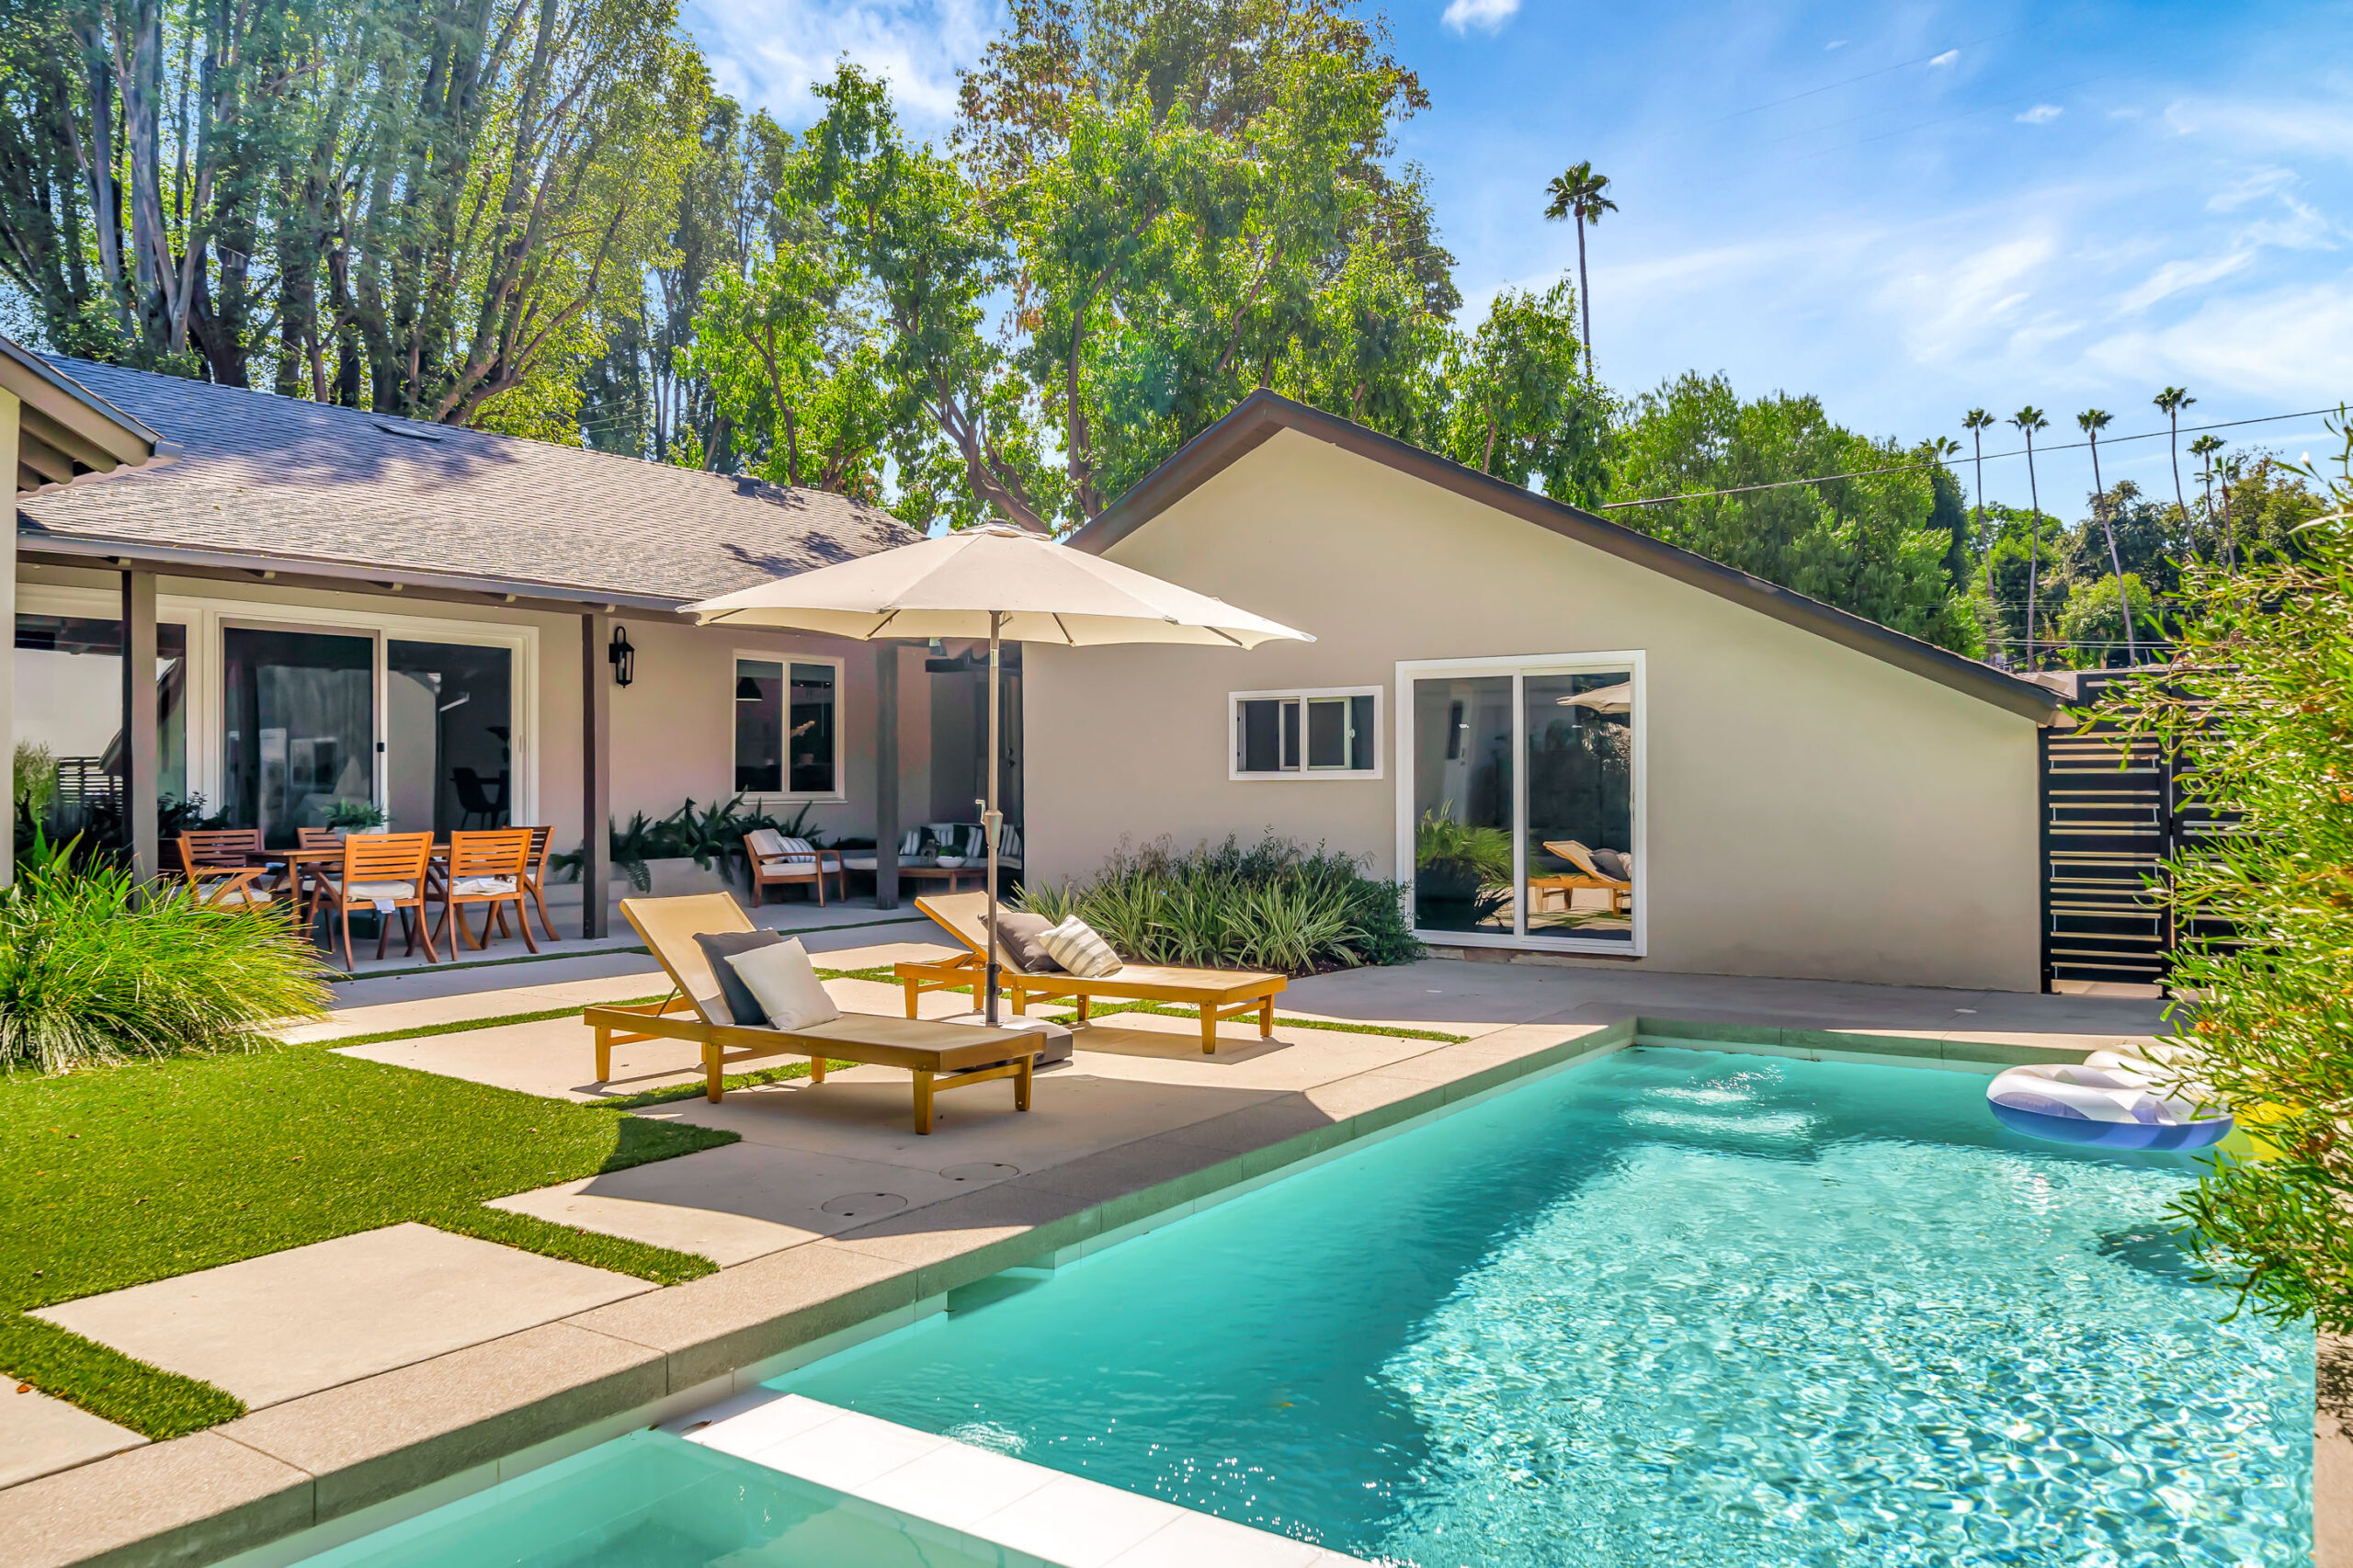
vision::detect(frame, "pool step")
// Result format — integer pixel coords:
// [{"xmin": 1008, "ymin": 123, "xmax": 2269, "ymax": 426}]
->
[{"xmin": 669, "ymin": 1391, "xmax": 1369, "ymax": 1568}]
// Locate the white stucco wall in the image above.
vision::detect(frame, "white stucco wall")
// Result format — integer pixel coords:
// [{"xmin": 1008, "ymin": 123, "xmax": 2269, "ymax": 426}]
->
[{"xmin": 1025, "ymin": 428, "xmax": 2045, "ymax": 992}]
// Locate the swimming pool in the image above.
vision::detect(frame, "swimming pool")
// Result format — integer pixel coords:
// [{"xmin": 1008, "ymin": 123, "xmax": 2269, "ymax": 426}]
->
[
  {"xmin": 778, "ymin": 1046, "xmax": 2312, "ymax": 1567},
  {"xmin": 293, "ymin": 1427, "xmax": 1029, "ymax": 1567}
]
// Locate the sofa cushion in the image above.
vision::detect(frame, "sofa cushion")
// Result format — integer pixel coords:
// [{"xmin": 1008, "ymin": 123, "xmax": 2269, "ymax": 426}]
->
[{"xmin": 694, "ymin": 929, "xmax": 783, "ymax": 1025}]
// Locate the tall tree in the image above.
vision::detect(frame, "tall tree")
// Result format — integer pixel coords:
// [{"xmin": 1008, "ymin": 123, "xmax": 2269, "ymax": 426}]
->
[
  {"xmin": 1434, "ymin": 278, "xmax": 1606, "ymax": 501},
  {"xmin": 1540, "ymin": 159, "xmax": 1613, "ymax": 381},
  {"xmin": 2010, "ymin": 405, "xmax": 2050, "ymax": 667},
  {"xmin": 1962, "ymin": 407, "xmax": 1996, "ymax": 608},
  {"xmin": 2154, "ymin": 385, "xmax": 2194, "ymax": 552},
  {"xmin": 2076, "ymin": 408, "xmax": 2135, "ymax": 665}
]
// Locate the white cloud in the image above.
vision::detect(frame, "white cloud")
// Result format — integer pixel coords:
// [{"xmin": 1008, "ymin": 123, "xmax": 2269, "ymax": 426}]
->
[
  {"xmin": 1825, "ymin": 39, "xmax": 1848, "ymax": 50},
  {"xmin": 2165, "ymin": 97, "xmax": 2353, "ymax": 158},
  {"xmin": 1928, "ymin": 50, "xmax": 1958, "ymax": 68},
  {"xmin": 2086, "ymin": 281, "xmax": 2353, "ymax": 401},
  {"xmin": 2117, "ymin": 251, "xmax": 2258, "ymax": 313},
  {"xmin": 2017, "ymin": 104, "xmax": 2063, "ymax": 125},
  {"xmin": 2207, "ymin": 165, "xmax": 2297, "ymax": 212},
  {"xmin": 1878, "ymin": 229, "xmax": 2060, "ymax": 365},
  {"xmin": 1442, "ymin": 0, "xmax": 1519, "ymax": 34},
  {"xmin": 682, "ymin": 0, "xmax": 998, "ymax": 129}
]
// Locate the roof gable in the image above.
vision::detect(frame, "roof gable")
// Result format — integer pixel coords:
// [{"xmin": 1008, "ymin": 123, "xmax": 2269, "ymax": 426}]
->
[{"xmin": 1069, "ymin": 391, "xmax": 2058, "ymax": 722}]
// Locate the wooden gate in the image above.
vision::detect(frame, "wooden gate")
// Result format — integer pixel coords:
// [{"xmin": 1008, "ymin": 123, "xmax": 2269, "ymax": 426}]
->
[{"xmin": 2039, "ymin": 670, "xmax": 2228, "ymax": 991}]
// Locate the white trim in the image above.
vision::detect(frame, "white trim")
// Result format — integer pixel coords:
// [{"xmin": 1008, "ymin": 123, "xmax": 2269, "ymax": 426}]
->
[
  {"xmin": 732, "ymin": 649, "xmax": 847, "ymax": 803},
  {"xmin": 1394, "ymin": 651, "xmax": 1647, "ymax": 959},
  {"xmin": 14, "ymin": 581, "xmax": 540, "ymax": 827},
  {"xmin": 1227, "ymin": 684, "xmax": 1383, "ymax": 782}
]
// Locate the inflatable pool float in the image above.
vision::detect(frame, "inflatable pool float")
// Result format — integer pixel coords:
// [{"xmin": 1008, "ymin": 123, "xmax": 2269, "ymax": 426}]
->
[{"xmin": 1986, "ymin": 1055, "xmax": 2234, "ymax": 1152}]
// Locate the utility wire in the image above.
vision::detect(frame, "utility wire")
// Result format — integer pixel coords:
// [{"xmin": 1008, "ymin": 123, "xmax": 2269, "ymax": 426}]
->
[{"xmin": 1597, "ymin": 405, "xmax": 2345, "ymax": 509}]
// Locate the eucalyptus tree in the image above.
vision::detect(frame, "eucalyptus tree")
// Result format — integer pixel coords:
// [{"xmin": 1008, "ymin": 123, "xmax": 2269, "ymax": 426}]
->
[
  {"xmin": 1962, "ymin": 408, "xmax": 1996, "ymax": 605},
  {"xmin": 2011, "ymin": 405, "xmax": 2051, "ymax": 667},
  {"xmin": 2077, "ymin": 408, "xmax": 2135, "ymax": 665},
  {"xmin": 1541, "ymin": 160, "xmax": 1615, "ymax": 381},
  {"xmin": 2154, "ymin": 386, "xmax": 2195, "ymax": 548}
]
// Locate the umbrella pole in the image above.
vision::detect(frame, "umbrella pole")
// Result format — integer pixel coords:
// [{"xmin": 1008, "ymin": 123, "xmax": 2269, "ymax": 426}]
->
[{"xmin": 983, "ymin": 611, "xmax": 1003, "ymax": 1028}]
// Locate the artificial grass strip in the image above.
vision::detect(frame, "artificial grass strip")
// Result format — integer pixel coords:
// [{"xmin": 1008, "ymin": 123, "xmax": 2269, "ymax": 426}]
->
[
  {"xmin": 0, "ymin": 1047, "xmax": 735, "ymax": 1437},
  {"xmin": 0, "ymin": 1312, "xmax": 244, "ymax": 1438},
  {"xmin": 321, "ymin": 996, "xmax": 673, "ymax": 1050},
  {"xmin": 598, "ymin": 1059, "xmax": 861, "ymax": 1111}
]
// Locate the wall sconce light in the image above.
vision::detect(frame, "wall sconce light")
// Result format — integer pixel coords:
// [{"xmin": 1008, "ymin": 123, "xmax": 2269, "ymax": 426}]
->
[{"xmin": 608, "ymin": 625, "xmax": 635, "ymax": 687}]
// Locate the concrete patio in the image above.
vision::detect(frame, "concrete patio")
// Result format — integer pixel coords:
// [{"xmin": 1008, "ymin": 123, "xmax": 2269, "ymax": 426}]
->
[{"xmin": 0, "ymin": 952, "xmax": 2177, "ymax": 1568}]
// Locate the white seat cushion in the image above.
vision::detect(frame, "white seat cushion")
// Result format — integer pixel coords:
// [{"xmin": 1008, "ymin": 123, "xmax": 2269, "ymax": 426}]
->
[
  {"xmin": 724, "ymin": 938, "xmax": 842, "ymax": 1031},
  {"xmin": 449, "ymin": 876, "xmax": 517, "ymax": 896},
  {"xmin": 345, "ymin": 881, "xmax": 417, "ymax": 901},
  {"xmin": 206, "ymin": 885, "xmax": 270, "ymax": 907},
  {"xmin": 1039, "ymin": 916, "xmax": 1122, "ymax": 978},
  {"xmin": 746, "ymin": 828, "xmax": 789, "ymax": 858},
  {"xmin": 840, "ymin": 855, "xmax": 878, "ymax": 871},
  {"xmin": 758, "ymin": 858, "xmax": 816, "ymax": 875}
]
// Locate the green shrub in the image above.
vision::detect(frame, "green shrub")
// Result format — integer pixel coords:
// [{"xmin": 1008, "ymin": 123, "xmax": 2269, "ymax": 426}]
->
[
  {"xmin": 1017, "ymin": 835, "xmax": 1418, "ymax": 974},
  {"xmin": 0, "ymin": 835, "xmax": 331, "ymax": 1074},
  {"xmin": 552, "ymin": 798, "xmax": 827, "ymax": 892}
]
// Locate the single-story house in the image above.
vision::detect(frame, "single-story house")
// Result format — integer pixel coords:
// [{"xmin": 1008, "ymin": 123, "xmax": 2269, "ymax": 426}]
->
[
  {"xmin": 2, "ymin": 342, "xmax": 1012, "ymax": 925},
  {"xmin": 1030, "ymin": 392, "xmax": 2063, "ymax": 992}
]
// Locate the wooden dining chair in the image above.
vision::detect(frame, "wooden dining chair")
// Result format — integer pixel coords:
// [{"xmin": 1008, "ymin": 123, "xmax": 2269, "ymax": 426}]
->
[
  {"xmin": 309, "ymin": 833, "xmax": 438, "ymax": 971},
  {"xmin": 514, "ymin": 824, "xmax": 560, "ymax": 944},
  {"xmin": 170, "ymin": 830, "xmax": 278, "ymax": 909},
  {"xmin": 433, "ymin": 829, "xmax": 537, "ymax": 955}
]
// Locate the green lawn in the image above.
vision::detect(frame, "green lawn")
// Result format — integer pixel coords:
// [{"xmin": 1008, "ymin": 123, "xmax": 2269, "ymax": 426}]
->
[{"xmin": 0, "ymin": 1045, "xmax": 735, "ymax": 1440}]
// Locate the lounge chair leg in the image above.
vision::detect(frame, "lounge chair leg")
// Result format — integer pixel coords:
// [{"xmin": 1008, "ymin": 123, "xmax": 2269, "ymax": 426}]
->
[
  {"xmin": 594, "ymin": 1023, "xmax": 612, "ymax": 1082},
  {"xmin": 903, "ymin": 979, "xmax": 920, "ymax": 1020},
  {"xmin": 1015, "ymin": 1054, "xmax": 1032, "ymax": 1112},
  {"xmin": 705, "ymin": 1043, "xmax": 724, "ymax": 1103},
  {"xmin": 913, "ymin": 1070, "xmax": 935, "ymax": 1134},
  {"xmin": 1201, "ymin": 1006, "xmax": 1218, "ymax": 1055},
  {"xmin": 1012, "ymin": 988, "xmax": 1028, "ymax": 1016},
  {"xmin": 810, "ymin": 1056, "xmax": 826, "ymax": 1084},
  {"xmin": 1260, "ymin": 995, "xmax": 1276, "ymax": 1039},
  {"xmin": 1076, "ymin": 994, "xmax": 1090, "ymax": 1026}
]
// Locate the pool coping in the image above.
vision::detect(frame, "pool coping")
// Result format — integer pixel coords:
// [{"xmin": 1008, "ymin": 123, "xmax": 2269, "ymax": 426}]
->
[{"xmin": 0, "ymin": 1018, "xmax": 2158, "ymax": 1568}]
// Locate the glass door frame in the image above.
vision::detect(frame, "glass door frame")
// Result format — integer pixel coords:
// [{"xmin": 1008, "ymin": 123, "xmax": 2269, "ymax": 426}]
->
[{"xmin": 1394, "ymin": 650, "xmax": 1647, "ymax": 958}]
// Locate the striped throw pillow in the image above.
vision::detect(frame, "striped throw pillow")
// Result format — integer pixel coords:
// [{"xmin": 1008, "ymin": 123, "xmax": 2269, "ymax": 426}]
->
[{"xmin": 1038, "ymin": 916, "xmax": 1121, "ymax": 978}]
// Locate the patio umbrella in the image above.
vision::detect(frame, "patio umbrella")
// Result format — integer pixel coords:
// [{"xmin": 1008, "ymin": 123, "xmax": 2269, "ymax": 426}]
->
[
  {"xmin": 681, "ymin": 522, "xmax": 1312, "ymax": 1026},
  {"xmin": 1558, "ymin": 682, "xmax": 1632, "ymax": 714}
]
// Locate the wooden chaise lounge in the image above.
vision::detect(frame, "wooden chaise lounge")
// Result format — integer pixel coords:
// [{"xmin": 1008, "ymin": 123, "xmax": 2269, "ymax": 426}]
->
[
  {"xmin": 583, "ymin": 893, "xmax": 1041, "ymax": 1133},
  {"xmin": 895, "ymin": 892, "xmax": 1286, "ymax": 1055}
]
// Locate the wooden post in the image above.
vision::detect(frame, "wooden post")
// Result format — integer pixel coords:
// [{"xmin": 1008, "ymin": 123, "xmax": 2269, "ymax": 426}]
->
[
  {"xmin": 582, "ymin": 610, "xmax": 612, "ymax": 938},
  {"xmin": 0, "ymin": 389, "xmax": 17, "ymax": 891},
  {"xmin": 875, "ymin": 641, "xmax": 900, "ymax": 910},
  {"xmin": 119, "ymin": 568, "xmax": 159, "ymax": 881}
]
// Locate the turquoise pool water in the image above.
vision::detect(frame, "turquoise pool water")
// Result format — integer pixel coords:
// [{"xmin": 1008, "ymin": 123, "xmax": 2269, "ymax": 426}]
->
[
  {"xmin": 779, "ymin": 1046, "xmax": 2313, "ymax": 1568},
  {"xmin": 294, "ymin": 1428, "xmax": 1024, "ymax": 1567}
]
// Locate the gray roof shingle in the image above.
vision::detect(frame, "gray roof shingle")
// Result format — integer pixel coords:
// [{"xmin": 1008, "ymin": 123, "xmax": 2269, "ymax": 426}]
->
[{"xmin": 14, "ymin": 358, "xmax": 918, "ymax": 607}]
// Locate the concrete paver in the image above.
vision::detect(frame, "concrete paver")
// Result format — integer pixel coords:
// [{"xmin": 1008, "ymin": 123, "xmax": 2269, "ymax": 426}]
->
[
  {"xmin": 0, "ymin": 1389, "xmax": 142, "ymax": 1491},
  {"xmin": 35, "ymin": 1224, "xmax": 653, "ymax": 1409}
]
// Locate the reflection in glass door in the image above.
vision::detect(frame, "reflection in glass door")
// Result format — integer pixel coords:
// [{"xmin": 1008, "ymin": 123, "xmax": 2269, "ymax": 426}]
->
[
  {"xmin": 1409, "ymin": 676, "xmax": 1516, "ymax": 934},
  {"xmin": 222, "ymin": 628, "xmax": 375, "ymax": 846},
  {"xmin": 1409, "ymin": 663, "xmax": 1639, "ymax": 947},
  {"xmin": 387, "ymin": 642, "xmax": 514, "ymax": 835}
]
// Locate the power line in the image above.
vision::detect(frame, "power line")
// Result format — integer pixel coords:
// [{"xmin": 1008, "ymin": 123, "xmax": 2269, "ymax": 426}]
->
[{"xmin": 1597, "ymin": 404, "xmax": 2345, "ymax": 510}]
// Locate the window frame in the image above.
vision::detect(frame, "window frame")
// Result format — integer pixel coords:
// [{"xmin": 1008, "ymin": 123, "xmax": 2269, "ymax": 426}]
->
[
  {"xmin": 1393, "ymin": 651, "xmax": 1647, "ymax": 958},
  {"xmin": 1228, "ymin": 685, "xmax": 1383, "ymax": 781},
  {"xmin": 732, "ymin": 649, "xmax": 847, "ymax": 803}
]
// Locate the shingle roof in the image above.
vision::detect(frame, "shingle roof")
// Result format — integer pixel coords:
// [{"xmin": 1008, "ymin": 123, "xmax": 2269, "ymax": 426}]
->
[{"xmin": 14, "ymin": 358, "xmax": 918, "ymax": 608}]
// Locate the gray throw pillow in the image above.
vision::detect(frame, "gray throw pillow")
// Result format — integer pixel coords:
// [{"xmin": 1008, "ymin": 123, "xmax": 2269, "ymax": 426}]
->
[
  {"xmin": 1589, "ymin": 847, "xmax": 1630, "ymax": 881},
  {"xmin": 694, "ymin": 929, "xmax": 783, "ymax": 1025},
  {"xmin": 993, "ymin": 910, "xmax": 1063, "ymax": 973}
]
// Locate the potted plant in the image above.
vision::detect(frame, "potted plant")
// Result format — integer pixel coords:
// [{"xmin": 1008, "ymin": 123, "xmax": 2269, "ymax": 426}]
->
[{"xmin": 324, "ymin": 799, "xmax": 388, "ymax": 836}]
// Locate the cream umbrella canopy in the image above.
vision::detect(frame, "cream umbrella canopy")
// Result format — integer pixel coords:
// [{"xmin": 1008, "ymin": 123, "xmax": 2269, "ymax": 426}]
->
[{"xmin": 681, "ymin": 522, "xmax": 1313, "ymax": 1025}]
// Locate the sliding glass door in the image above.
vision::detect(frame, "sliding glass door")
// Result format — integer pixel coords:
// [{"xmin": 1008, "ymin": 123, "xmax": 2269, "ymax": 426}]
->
[
  {"xmin": 222, "ymin": 628, "xmax": 375, "ymax": 846},
  {"xmin": 387, "ymin": 641, "xmax": 514, "ymax": 835},
  {"xmin": 1405, "ymin": 657, "xmax": 1642, "ymax": 951}
]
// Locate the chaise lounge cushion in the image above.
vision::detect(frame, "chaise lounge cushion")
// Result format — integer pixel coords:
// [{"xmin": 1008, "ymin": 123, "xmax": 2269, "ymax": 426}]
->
[
  {"xmin": 1589, "ymin": 847, "xmax": 1631, "ymax": 881},
  {"xmin": 695, "ymin": 929, "xmax": 784, "ymax": 1024},
  {"xmin": 725, "ymin": 938, "xmax": 842, "ymax": 1031},
  {"xmin": 992, "ymin": 910, "xmax": 1063, "ymax": 973}
]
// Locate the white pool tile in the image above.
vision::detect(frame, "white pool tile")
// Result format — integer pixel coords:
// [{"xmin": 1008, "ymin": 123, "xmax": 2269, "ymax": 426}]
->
[
  {"xmin": 858, "ymin": 1437, "xmax": 1061, "ymax": 1530},
  {"xmin": 1105, "ymin": 1507, "xmax": 1330, "ymax": 1566},
  {"xmin": 673, "ymin": 1391, "xmax": 843, "ymax": 1460},
  {"xmin": 753, "ymin": 1405, "xmax": 949, "ymax": 1492},
  {"xmin": 972, "ymin": 1471, "xmax": 1190, "ymax": 1568}
]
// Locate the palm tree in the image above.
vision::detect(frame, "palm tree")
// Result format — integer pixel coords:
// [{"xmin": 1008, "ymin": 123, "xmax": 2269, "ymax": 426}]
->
[
  {"xmin": 2217, "ymin": 453, "xmax": 2245, "ymax": 571},
  {"xmin": 2076, "ymin": 408, "xmax": 2135, "ymax": 666},
  {"xmin": 2154, "ymin": 386, "xmax": 2194, "ymax": 554},
  {"xmin": 2189, "ymin": 434, "xmax": 2226, "ymax": 567},
  {"xmin": 1542, "ymin": 162, "xmax": 1617, "ymax": 381},
  {"xmin": 2011, "ymin": 406, "xmax": 2050, "ymax": 667},
  {"xmin": 1963, "ymin": 409, "xmax": 1996, "ymax": 609}
]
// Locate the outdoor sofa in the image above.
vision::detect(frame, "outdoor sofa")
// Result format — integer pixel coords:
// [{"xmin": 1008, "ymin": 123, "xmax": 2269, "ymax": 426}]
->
[
  {"xmin": 896, "ymin": 892, "xmax": 1287, "ymax": 1055},
  {"xmin": 582, "ymin": 892, "xmax": 1043, "ymax": 1133}
]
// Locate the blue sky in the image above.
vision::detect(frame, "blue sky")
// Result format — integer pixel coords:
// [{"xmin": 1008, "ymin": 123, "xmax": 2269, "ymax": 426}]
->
[{"xmin": 682, "ymin": 0, "xmax": 2353, "ymax": 512}]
